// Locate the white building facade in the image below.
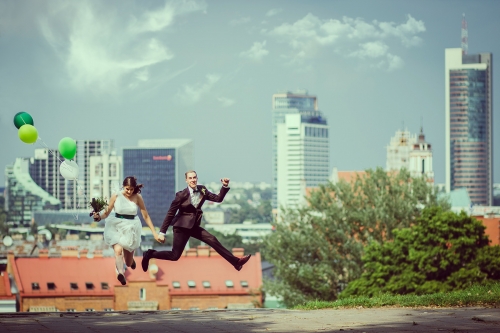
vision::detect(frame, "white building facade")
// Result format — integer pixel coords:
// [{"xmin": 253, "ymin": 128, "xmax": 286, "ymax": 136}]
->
[
  {"xmin": 89, "ymin": 153, "xmax": 122, "ymax": 200},
  {"xmin": 276, "ymin": 112, "xmax": 329, "ymax": 210}
]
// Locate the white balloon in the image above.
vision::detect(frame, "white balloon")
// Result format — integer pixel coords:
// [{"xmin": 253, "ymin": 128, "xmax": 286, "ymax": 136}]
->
[{"xmin": 60, "ymin": 160, "xmax": 79, "ymax": 180}]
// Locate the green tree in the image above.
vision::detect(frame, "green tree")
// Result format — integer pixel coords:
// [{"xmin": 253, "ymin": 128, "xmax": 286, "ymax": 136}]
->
[
  {"xmin": 262, "ymin": 167, "xmax": 446, "ymax": 307},
  {"xmin": 340, "ymin": 206, "xmax": 500, "ymax": 298}
]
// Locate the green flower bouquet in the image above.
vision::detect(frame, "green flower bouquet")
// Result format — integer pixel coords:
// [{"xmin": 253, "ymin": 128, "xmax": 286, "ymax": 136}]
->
[{"xmin": 89, "ymin": 197, "xmax": 109, "ymax": 221}]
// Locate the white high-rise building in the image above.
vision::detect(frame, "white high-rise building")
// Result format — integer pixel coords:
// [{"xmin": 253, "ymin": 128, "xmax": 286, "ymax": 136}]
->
[
  {"xmin": 276, "ymin": 112, "xmax": 329, "ymax": 210},
  {"xmin": 89, "ymin": 153, "xmax": 122, "ymax": 200},
  {"xmin": 75, "ymin": 139, "xmax": 115, "ymax": 201}
]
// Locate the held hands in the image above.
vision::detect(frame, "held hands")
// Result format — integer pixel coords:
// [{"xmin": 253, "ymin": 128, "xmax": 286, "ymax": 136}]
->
[
  {"xmin": 220, "ymin": 178, "xmax": 230, "ymax": 187},
  {"xmin": 156, "ymin": 234, "xmax": 165, "ymax": 244},
  {"xmin": 92, "ymin": 212, "xmax": 101, "ymax": 221}
]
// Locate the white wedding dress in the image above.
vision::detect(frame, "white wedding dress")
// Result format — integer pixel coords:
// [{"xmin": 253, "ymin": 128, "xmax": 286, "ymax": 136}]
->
[{"xmin": 103, "ymin": 192, "xmax": 142, "ymax": 252}]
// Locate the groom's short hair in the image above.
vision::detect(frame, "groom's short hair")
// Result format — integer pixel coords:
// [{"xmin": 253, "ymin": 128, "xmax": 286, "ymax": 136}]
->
[{"xmin": 185, "ymin": 170, "xmax": 197, "ymax": 178}]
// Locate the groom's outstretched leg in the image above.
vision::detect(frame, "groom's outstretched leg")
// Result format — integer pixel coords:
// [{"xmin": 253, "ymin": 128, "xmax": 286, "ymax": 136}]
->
[
  {"xmin": 142, "ymin": 227, "xmax": 190, "ymax": 272},
  {"xmin": 191, "ymin": 227, "xmax": 249, "ymax": 268}
]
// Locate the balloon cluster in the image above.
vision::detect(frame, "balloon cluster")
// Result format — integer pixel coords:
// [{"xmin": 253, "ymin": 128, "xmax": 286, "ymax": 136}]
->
[
  {"xmin": 14, "ymin": 112, "xmax": 38, "ymax": 144},
  {"xmin": 13, "ymin": 112, "xmax": 79, "ymax": 181}
]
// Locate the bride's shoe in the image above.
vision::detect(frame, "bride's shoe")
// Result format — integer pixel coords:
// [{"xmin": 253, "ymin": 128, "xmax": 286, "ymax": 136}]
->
[{"xmin": 117, "ymin": 273, "xmax": 126, "ymax": 285}]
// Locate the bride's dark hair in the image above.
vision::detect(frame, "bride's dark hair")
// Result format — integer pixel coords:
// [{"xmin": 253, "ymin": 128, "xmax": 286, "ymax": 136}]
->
[{"xmin": 123, "ymin": 176, "xmax": 143, "ymax": 194}]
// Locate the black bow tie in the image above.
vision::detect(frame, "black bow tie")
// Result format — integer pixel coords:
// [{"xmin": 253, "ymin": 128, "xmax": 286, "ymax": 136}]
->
[{"xmin": 192, "ymin": 188, "xmax": 200, "ymax": 193}]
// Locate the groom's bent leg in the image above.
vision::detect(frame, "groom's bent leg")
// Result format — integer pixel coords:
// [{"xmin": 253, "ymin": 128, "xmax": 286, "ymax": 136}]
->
[
  {"xmin": 191, "ymin": 227, "xmax": 239, "ymax": 266},
  {"xmin": 152, "ymin": 227, "xmax": 191, "ymax": 261}
]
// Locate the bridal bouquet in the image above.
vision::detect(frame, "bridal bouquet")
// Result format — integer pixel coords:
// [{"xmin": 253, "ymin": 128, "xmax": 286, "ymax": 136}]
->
[{"xmin": 89, "ymin": 197, "xmax": 109, "ymax": 221}]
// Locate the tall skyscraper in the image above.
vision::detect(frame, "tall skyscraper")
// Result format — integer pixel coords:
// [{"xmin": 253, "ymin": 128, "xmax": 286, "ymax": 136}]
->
[
  {"xmin": 445, "ymin": 48, "xmax": 493, "ymax": 205},
  {"xmin": 272, "ymin": 91, "xmax": 329, "ymax": 210},
  {"xmin": 272, "ymin": 91, "xmax": 317, "ymax": 209},
  {"xmin": 122, "ymin": 139, "xmax": 193, "ymax": 226}
]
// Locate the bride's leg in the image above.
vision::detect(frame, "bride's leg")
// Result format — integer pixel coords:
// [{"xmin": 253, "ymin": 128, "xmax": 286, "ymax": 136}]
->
[{"xmin": 113, "ymin": 244, "xmax": 125, "ymax": 274}]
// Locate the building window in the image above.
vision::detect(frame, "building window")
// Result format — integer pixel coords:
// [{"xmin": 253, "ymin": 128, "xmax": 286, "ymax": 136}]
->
[
  {"xmin": 240, "ymin": 281, "xmax": 249, "ymax": 288},
  {"xmin": 47, "ymin": 282, "xmax": 56, "ymax": 290},
  {"xmin": 202, "ymin": 281, "xmax": 211, "ymax": 288},
  {"xmin": 206, "ymin": 307, "xmax": 218, "ymax": 310},
  {"xmin": 187, "ymin": 280, "xmax": 196, "ymax": 288},
  {"xmin": 86, "ymin": 282, "xmax": 94, "ymax": 290},
  {"xmin": 172, "ymin": 281, "xmax": 181, "ymax": 289},
  {"xmin": 104, "ymin": 308, "xmax": 114, "ymax": 312},
  {"xmin": 70, "ymin": 283, "xmax": 78, "ymax": 290},
  {"xmin": 225, "ymin": 280, "xmax": 234, "ymax": 288},
  {"xmin": 190, "ymin": 307, "xmax": 200, "ymax": 311},
  {"xmin": 101, "ymin": 282, "xmax": 109, "ymax": 290},
  {"xmin": 85, "ymin": 308, "xmax": 95, "ymax": 312},
  {"xmin": 139, "ymin": 288, "xmax": 146, "ymax": 301},
  {"xmin": 66, "ymin": 309, "xmax": 76, "ymax": 312},
  {"xmin": 32, "ymin": 282, "xmax": 40, "ymax": 290},
  {"xmin": 171, "ymin": 307, "xmax": 181, "ymax": 310}
]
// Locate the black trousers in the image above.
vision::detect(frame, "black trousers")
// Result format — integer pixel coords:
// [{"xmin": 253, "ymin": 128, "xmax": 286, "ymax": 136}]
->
[{"xmin": 152, "ymin": 226, "xmax": 239, "ymax": 266}]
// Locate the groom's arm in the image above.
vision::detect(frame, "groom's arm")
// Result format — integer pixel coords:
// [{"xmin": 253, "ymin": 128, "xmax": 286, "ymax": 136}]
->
[
  {"xmin": 159, "ymin": 192, "xmax": 183, "ymax": 234},
  {"xmin": 204, "ymin": 185, "xmax": 230, "ymax": 203}
]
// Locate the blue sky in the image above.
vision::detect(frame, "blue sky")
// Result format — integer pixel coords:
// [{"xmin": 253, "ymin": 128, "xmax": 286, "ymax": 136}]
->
[{"xmin": 1, "ymin": 0, "xmax": 499, "ymax": 186}]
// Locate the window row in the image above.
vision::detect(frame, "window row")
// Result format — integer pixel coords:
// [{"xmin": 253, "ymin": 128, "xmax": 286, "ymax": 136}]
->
[
  {"xmin": 172, "ymin": 280, "xmax": 249, "ymax": 289},
  {"xmin": 31, "ymin": 282, "xmax": 109, "ymax": 291}
]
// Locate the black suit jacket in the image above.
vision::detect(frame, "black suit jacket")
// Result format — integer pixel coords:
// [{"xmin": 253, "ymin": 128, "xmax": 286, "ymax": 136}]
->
[{"xmin": 160, "ymin": 185, "xmax": 229, "ymax": 233}]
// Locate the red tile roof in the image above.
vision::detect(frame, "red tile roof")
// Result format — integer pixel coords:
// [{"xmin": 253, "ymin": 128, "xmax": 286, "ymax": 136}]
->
[
  {"xmin": 13, "ymin": 252, "xmax": 263, "ymax": 297},
  {"xmin": 0, "ymin": 271, "xmax": 15, "ymax": 300},
  {"xmin": 14, "ymin": 257, "xmax": 117, "ymax": 297},
  {"xmin": 126, "ymin": 252, "xmax": 262, "ymax": 295},
  {"xmin": 337, "ymin": 171, "xmax": 366, "ymax": 183}
]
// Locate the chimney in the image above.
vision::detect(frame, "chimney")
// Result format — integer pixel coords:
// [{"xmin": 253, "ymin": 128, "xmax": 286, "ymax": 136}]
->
[
  {"xmin": 61, "ymin": 246, "xmax": 79, "ymax": 258},
  {"xmin": 232, "ymin": 248, "xmax": 244, "ymax": 257},
  {"xmin": 197, "ymin": 246, "xmax": 210, "ymax": 257},
  {"xmin": 7, "ymin": 251, "xmax": 15, "ymax": 276},
  {"xmin": 39, "ymin": 249, "xmax": 49, "ymax": 259},
  {"xmin": 186, "ymin": 248, "xmax": 197, "ymax": 257}
]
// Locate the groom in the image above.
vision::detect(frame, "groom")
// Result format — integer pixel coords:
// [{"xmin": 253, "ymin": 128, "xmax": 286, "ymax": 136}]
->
[{"xmin": 142, "ymin": 170, "xmax": 251, "ymax": 272}]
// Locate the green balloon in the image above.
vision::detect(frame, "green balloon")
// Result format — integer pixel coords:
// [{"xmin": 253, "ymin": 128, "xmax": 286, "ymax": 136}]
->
[
  {"xmin": 58, "ymin": 137, "xmax": 77, "ymax": 160},
  {"xmin": 18, "ymin": 124, "xmax": 38, "ymax": 144},
  {"xmin": 13, "ymin": 112, "xmax": 34, "ymax": 129},
  {"xmin": 59, "ymin": 137, "xmax": 76, "ymax": 160}
]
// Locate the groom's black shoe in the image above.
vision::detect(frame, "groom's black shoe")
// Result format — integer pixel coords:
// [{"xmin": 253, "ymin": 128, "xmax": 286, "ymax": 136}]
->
[
  {"xmin": 235, "ymin": 254, "xmax": 252, "ymax": 271},
  {"xmin": 142, "ymin": 249, "xmax": 156, "ymax": 272}
]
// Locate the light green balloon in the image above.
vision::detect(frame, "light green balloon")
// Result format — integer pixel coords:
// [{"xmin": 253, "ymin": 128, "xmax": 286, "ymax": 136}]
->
[
  {"xmin": 58, "ymin": 137, "xmax": 77, "ymax": 160},
  {"xmin": 18, "ymin": 124, "xmax": 38, "ymax": 144}
]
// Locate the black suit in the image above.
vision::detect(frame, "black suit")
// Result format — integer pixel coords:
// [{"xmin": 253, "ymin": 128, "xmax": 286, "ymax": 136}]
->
[{"xmin": 153, "ymin": 185, "xmax": 239, "ymax": 266}]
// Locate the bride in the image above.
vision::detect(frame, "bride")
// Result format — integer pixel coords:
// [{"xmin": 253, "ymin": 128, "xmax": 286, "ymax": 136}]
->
[{"xmin": 94, "ymin": 176, "xmax": 160, "ymax": 285}]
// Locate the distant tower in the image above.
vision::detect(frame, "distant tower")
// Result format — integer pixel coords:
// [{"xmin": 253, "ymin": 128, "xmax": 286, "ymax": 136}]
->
[
  {"xmin": 386, "ymin": 129, "xmax": 417, "ymax": 171},
  {"xmin": 461, "ymin": 14, "xmax": 468, "ymax": 55},
  {"xmin": 409, "ymin": 127, "xmax": 434, "ymax": 183}
]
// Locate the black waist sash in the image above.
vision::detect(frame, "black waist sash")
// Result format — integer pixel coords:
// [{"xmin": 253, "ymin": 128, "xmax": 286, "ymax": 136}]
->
[{"xmin": 115, "ymin": 213, "xmax": 135, "ymax": 220}]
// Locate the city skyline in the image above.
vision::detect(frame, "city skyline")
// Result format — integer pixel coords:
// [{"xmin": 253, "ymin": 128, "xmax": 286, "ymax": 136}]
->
[{"xmin": 1, "ymin": 1, "xmax": 499, "ymax": 187}]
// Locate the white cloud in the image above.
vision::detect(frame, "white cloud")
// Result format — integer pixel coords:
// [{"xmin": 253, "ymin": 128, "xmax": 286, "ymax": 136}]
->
[
  {"xmin": 266, "ymin": 8, "xmax": 282, "ymax": 17},
  {"xmin": 267, "ymin": 13, "xmax": 425, "ymax": 70},
  {"xmin": 240, "ymin": 41, "xmax": 269, "ymax": 61},
  {"xmin": 229, "ymin": 17, "xmax": 251, "ymax": 26},
  {"xmin": 217, "ymin": 97, "xmax": 235, "ymax": 107},
  {"xmin": 38, "ymin": 0, "xmax": 206, "ymax": 93},
  {"xmin": 177, "ymin": 74, "xmax": 220, "ymax": 104}
]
